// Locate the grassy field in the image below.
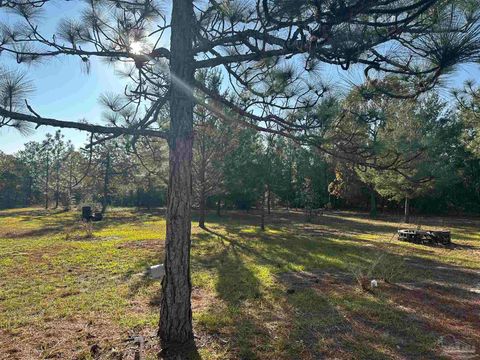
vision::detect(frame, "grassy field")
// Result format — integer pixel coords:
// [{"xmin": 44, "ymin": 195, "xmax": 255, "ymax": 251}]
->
[{"xmin": 0, "ymin": 208, "xmax": 479, "ymax": 359}]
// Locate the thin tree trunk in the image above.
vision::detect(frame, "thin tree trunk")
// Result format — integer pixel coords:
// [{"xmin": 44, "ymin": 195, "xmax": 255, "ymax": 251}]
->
[
  {"xmin": 404, "ymin": 197, "xmax": 410, "ymax": 223},
  {"xmin": 260, "ymin": 189, "xmax": 266, "ymax": 231},
  {"xmin": 147, "ymin": 176, "xmax": 152, "ymax": 210},
  {"xmin": 54, "ymin": 166, "xmax": 60, "ymax": 209},
  {"xmin": 267, "ymin": 186, "xmax": 271, "ymax": 215},
  {"xmin": 199, "ymin": 187, "xmax": 206, "ymax": 229},
  {"xmin": 67, "ymin": 159, "xmax": 73, "ymax": 210},
  {"xmin": 45, "ymin": 154, "xmax": 49, "ymax": 209},
  {"xmin": 198, "ymin": 156, "xmax": 207, "ymax": 229},
  {"xmin": 27, "ymin": 176, "xmax": 33, "ymax": 206},
  {"xmin": 101, "ymin": 153, "xmax": 110, "ymax": 214},
  {"xmin": 159, "ymin": 0, "xmax": 195, "ymax": 354},
  {"xmin": 216, "ymin": 199, "xmax": 221, "ymax": 217},
  {"xmin": 369, "ymin": 188, "xmax": 377, "ymax": 218}
]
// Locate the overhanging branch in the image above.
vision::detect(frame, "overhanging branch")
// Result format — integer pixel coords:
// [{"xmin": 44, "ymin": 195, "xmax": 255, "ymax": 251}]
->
[{"xmin": 0, "ymin": 106, "xmax": 169, "ymax": 140}]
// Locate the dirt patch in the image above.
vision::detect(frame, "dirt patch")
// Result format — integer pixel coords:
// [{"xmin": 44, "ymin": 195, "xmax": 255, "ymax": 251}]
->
[
  {"xmin": 192, "ymin": 286, "xmax": 217, "ymax": 312},
  {"xmin": 0, "ymin": 316, "xmax": 161, "ymax": 360},
  {"xmin": 117, "ymin": 240, "xmax": 164, "ymax": 251},
  {"xmin": 278, "ymin": 268, "xmax": 354, "ymax": 291}
]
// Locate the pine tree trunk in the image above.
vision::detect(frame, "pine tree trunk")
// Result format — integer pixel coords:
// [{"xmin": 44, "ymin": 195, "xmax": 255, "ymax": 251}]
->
[
  {"xmin": 159, "ymin": 0, "xmax": 195, "ymax": 354},
  {"xmin": 260, "ymin": 189, "xmax": 266, "ymax": 231},
  {"xmin": 147, "ymin": 177, "xmax": 152, "ymax": 210},
  {"xmin": 101, "ymin": 153, "xmax": 110, "ymax": 214},
  {"xmin": 45, "ymin": 154, "xmax": 49, "ymax": 209},
  {"xmin": 404, "ymin": 197, "xmax": 410, "ymax": 223},
  {"xmin": 267, "ymin": 186, "xmax": 271, "ymax": 215},
  {"xmin": 27, "ymin": 176, "xmax": 33, "ymax": 206},
  {"xmin": 199, "ymin": 188, "xmax": 206, "ymax": 229},
  {"xmin": 67, "ymin": 160, "xmax": 73, "ymax": 211},
  {"xmin": 198, "ymin": 156, "xmax": 207, "ymax": 229},
  {"xmin": 369, "ymin": 189, "xmax": 377, "ymax": 218},
  {"xmin": 216, "ymin": 199, "xmax": 221, "ymax": 217},
  {"xmin": 54, "ymin": 167, "xmax": 60, "ymax": 209}
]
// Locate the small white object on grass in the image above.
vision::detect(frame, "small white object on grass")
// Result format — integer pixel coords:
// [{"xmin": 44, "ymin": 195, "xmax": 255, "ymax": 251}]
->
[
  {"xmin": 146, "ymin": 264, "xmax": 165, "ymax": 280},
  {"xmin": 370, "ymin": 279, "xmax": 378, "ymax": 288}
]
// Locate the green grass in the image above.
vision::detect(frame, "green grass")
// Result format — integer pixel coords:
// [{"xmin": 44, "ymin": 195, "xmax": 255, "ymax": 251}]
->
[{"xmin": 0, "ymin": 207, "xmax": 479, "ymax": 359}]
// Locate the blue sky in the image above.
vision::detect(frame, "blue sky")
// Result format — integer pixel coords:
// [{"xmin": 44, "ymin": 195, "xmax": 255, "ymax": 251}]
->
[
  {"xmin": 0, "ymin": 2, "xmax": 124, "ymax": 153},
  {"xmin": 0, "ymin": 55, "xmax": 122, "ymax": 153},
  {"xmin": 1, "ymin": 3, "xmax": 479, "ymax": 154}
]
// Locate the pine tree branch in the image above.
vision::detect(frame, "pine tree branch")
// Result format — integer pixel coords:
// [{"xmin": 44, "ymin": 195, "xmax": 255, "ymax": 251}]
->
[{"xmin": 0, "ymin": 106, "xmax": 169, "ymax": 140}]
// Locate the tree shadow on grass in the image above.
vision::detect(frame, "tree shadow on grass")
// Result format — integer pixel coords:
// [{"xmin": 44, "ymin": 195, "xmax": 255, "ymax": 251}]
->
[
  {"xmin": 195, "ymin": 227, "xmax": 278, "ymax": 358},
  {"xmin": 205, "ymin": 209, "xmax": 479, "ymax": 249},
  {"xmin": 4, "ymin": 225, "xmax": 74, "ymax": 239},
  {"xmin": 215, "ymin": 246, "xmax": 262, "ymax": 305},
  {"xmin": 0, "ymin": 208, "xmax": 64, "ymax": 218},
  {"xmin": 195, "ymin": 228, "xmax": 395, "ymax": 358},
  {"xmin": 280, "ymin": 285, "xmax": 428, "ymax": 358},
  {"xmin": 197, "ymin": 226, "xmax": 393, "ymax": 358},
  {"xmin": 278, "ymin": 266, "xmax": 479, "ymax": 359},
  {"xmin": 194, "ymin": 220, "xmax": 480, "ymax": 359}
]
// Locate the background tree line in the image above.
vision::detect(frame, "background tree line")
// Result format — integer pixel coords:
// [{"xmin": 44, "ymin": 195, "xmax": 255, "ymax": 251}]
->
[
  {"xmin": 2, "ymin": 83, "xmax": 480, "ymax": 220},
  {"xmin": 0, "ymin": 130, "xmax": 169, "ymax": 211}
]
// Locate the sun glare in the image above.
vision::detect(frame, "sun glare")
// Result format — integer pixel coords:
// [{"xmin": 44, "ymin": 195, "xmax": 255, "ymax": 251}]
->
[{"xmin": 129, "ymin": 41, "xmax": 144, "ymax": 55}]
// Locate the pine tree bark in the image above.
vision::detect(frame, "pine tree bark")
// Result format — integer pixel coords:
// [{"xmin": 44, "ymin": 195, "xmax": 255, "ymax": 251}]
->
[
  {"xmin": 159, "ymin": 0, "xmax": 195, "ymax": 354},
  {"xmin": 404, "ymin": 197, "xmax": 410, "ymax": 224}
]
